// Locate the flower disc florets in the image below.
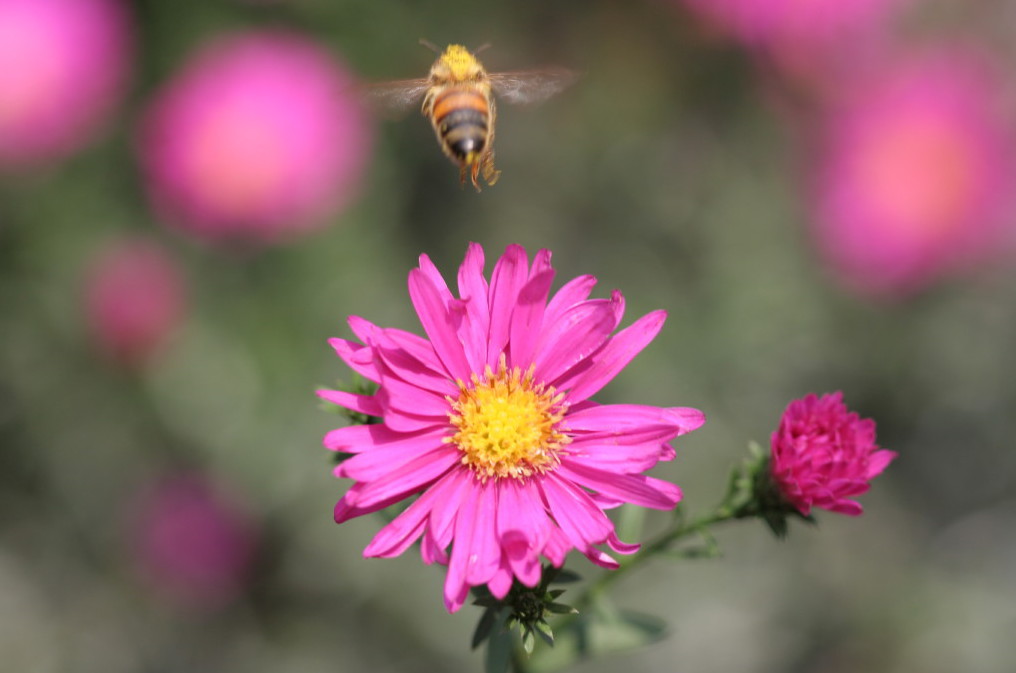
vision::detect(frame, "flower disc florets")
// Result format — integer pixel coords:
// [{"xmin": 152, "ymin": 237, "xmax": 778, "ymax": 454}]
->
[{"xmin": 449, "ymin": 356, "xmax": 569, "ymax": 481}]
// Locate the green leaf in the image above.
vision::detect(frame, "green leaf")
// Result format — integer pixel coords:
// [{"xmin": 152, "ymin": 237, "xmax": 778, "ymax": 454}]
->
[
  {"xmin": 544, "ymin": 601, "xmax": 578, "ymax": 615},
  {"xmin": 472, "ymin": 607, "xmax": 501, "ymax": 649},
  {"xmin": 485, "ymin": 627, "xmax": 513, "ymax": 673},
  {"xmin": 522, "ymin": 628, "xmax": 536, "ymax": 655},
  {"xmin": 549, "ymin": 568, "xmax": 582, "ymax": 584},
  {"xmin": 535, "ymin": 620, "xmax": 555, "ymax": 647}
]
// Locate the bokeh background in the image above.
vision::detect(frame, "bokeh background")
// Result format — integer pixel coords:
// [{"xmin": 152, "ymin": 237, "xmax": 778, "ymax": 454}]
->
[{"xmin": 2, "ymin": 0, "xmax": 1016, "ymax": 672}]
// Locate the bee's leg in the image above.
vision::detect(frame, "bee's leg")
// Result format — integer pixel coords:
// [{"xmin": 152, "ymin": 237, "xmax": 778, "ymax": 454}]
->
[
  {"xmin": 469, "ymin": 160, "xmax": 483, "ymax": 192},
  {"xmin": 459, "ymin": 164, "xmax": 468, "ymax": 189},
  {"xmin": 481, "ymin": 149, "xmax": 501, "ymax": 187},
  {"xmin": 482, "ymin": 98, "xmax": 501, "ymax": 186}
]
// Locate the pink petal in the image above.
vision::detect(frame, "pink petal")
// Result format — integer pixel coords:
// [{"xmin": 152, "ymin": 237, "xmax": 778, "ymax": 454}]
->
[
  {"xmin": 329, "ymin": 337, "xmax": 379, "ymax": 382},
  {"xmin": 344, "ymin": 446, "xmax": 461, "ymax": 509},
  {"xmin": 408, "ymin": 269, "xmax": 471, "ymax": 382},
  {"xmin": 866, "ymin": 449, "xmax": 898, "ymax": 479},
  {"xmin": 379, "ymin": 327, "xmax": 447, "ymax": 376},
  {"xmin": 557, "ymin": 462, "xmax": 682, "ymax": 510},
  {"xmin": 542, "ymin": 527, "xmax": 572, "ymax": 567},
  {"xmin": 324, "ymin": 423, "xmax": 398, "ymax": 453},
  {"xmin": 316, "ymin": 389, "xmax": 383, "ymax": 417},
  {"xmin": 487, "ymin": 554, "xmax": 515, "ymax": 599},
  {"xmin": 583, "ymin": 547, "xmax": 621, "ymax": 569},
  {"xmin": 363, "ymin": 470, "xmax": 463, "ymax": 558},
  {"xmin": 420, "ymin": 528, "xmax": 448, "ymax": 565},
  {"xmin": 418, "ymin": 253, "xmax": 455, "ymax": 303},
  {"xmin": 827, "ymin": 499, "xmax": 864, "ymax": 516},
  {"xmin": 336, "ymin": 431, "xmax": 450, "ymax": 481},
  {"xmin": 427, "ymin": 468, "xmax": 473, "ymax": 551},
  {"xmin": 347, "ymin": 315, "xmax": 380, "ymax": 344},
  {"xmin": 544, "ymin": 274, "xmax": 597, "ymax": 326},
  {"xmin": 540, "ymin": 472, "xmax": 614, "ymax": 550},
  {"xmin": 562, "ymin": 309, "xmax": 667, "ymax": 403},
  {"xmin": 606, "ymin": 532, "xmax": 640, "ymax": 555},
  {"xmin": 363, "ymin": 510, "xmax": 428, "ymax": 558},
  {"xmin": 533, "ymin": 297, "xmax": 619, "ymax": 384},
  {"xmin": 565, "ymin": 438, "xmax": 675, "ymax": 473},
  {"xmin": 508, "ymin": 269, "xmax": 555, "ymax": 369},
  {"xmin": 498, "ymin": 480, "xmax": 550, "ymax": 587},
  {"xmin": 486, "ymin": 244, "xmax": 529, "ymax": 367},
  {"xmin": 444, "ymin": 482, "xmax": 490, "ymax": 611},
  {"xmin": 528, "ymin": 248, "xmax": 553, "ymax": 279},
  {"xmin": 374, "ymin": 388, "xmax": 446, "ymax": 434},
  {"xmin": 444, "ymin": 576, "xmax": 470, "ymax": 613},
  {"xmin": 465, "ymin": 482, "xmax": 502, "ymax": 585},
  {"xmin": 374, "ymin": 335, "xmax": 458, "ymax": 398},
  {"xmin": 567, "ymin": 404, "xmax": 706, "ymax": 436},
  {"xmin": 456, "ymin": 243, "xmax": 490, "ymax": 372},
  {"xmin": 334, "ymin": 486, "xmax": 415, "ymax": 524},
  {"xmin": 569, "ymin": 424, "xmax": 687, "ymax": 447},
  {"xmin": 376, "ymin": 366, "xmax": 452, "ymax": 418}
]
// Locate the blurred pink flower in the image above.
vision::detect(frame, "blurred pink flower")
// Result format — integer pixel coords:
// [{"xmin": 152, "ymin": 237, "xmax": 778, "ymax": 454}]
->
[
  {"xmin": 85, "ymin": 237, "xmax": 186, "ymax": 367},
  {"xmin": 319, "ymin": 243, "xmax": 705, "ymax": 612},
  {"xmin": 129, "ymin": 472, "xmax": 259, "ymax": 611},
  {"xmin": 770, "ymin": 392, "xmax": 896, "ymax": 516},
  {"xmin": 680, "ymin": 0, "xmax": 905, "ymax": 53},
  {"xmin": 812, "ymin": 49, "xmax": 1016, "ymax": 296},
  {"xmin": 139, "ymin": 31, "xmax": 370, "ymax": 244},
  {"xmin": 0, "ymin": 0, "xmax": 131, "ymax": 168}
]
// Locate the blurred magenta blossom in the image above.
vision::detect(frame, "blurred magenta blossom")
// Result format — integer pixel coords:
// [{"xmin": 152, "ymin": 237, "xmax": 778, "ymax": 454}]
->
[
  {"xmin": 770, "ymin": 392, "xmax": 896, "ymax": 516},
  {"xmin": 128, "ymin": 472, "xmax": 259, "ymax": 610},
  {"xmin": 679, "ymin": 0, "xmax": 906, "ymax": 53},
  {"xmin": 85, "ymin": 237, "xmax": 186, "ymax": 367},
  {"xmin": 139, "ymin": 31, "xmax": 370, "ymax": 244},
  {"xmin": 811, "ymin": 48, "xmax": 1016, "ymax": 296},
  {"xmin": 0, "ymin": 0, "xmax": 131, "ymax": 168}
]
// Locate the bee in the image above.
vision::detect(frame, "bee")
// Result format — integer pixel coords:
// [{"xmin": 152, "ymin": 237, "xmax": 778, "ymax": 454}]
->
[{"xmin": 366, "ymin": 42, "xmax": 577, "ymax": 191}]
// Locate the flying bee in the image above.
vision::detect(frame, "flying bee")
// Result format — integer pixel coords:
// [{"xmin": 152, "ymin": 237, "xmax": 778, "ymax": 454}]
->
[{"xmin": 365, "ymin": 42, "xmax": 577, "ymax": 191}]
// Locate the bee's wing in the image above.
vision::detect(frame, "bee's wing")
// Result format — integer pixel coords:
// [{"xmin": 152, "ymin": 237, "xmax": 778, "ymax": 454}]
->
[
  {"xmin": 361, "ymin": 78, "xmax": 431, "ymax": 118},
  {"xmin": 489, "ymin": 68, "xmax": 578, "ymax": 105}
]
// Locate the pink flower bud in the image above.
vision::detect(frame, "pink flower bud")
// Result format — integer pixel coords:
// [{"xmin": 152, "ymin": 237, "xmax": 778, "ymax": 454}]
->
[
  {"xmin": 139, "ymin": 31, "xmax": 371, "ymax": 244},
  {"xmin": 85, "ymin": 237, "xmax": 186, "ymax": 367},
  {"xmin": 770, "ymin": 392, "xmax": 896, "ymax": 516},
  {"xmin": 0, "ymin": 0, "xmax": 131, "ymax": 168}
]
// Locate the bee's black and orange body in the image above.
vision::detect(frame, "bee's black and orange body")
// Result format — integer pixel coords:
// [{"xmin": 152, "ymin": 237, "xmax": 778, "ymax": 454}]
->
[
  {"xmin": 366, "ymin": 43, "xmax": 575, "ymax": 190},
  {"xmin": 421, "ymin": 46, "xmax": 501, "ymax": 190}
]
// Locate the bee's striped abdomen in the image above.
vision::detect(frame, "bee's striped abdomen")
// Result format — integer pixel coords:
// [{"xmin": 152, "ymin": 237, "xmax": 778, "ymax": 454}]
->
[{"xmin": 431, "ymin": 86, "xmax": 490, "ymax": 162}]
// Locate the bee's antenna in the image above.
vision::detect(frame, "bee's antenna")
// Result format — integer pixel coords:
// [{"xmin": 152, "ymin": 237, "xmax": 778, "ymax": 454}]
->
[
  {"xmin": 419, "ymin": 39, "xmax": 441, "ymax": 54},
  {"xmin": 473, "ymin": 42, "xmax": 492, "ymax": 55}
]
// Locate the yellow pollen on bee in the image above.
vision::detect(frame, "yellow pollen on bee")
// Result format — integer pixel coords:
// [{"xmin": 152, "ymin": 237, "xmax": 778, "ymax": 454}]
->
[
  {"xmin": 446, "ymin": 355, "xmax": 569, "ymax": 481},
  {"xmin": 440, "ymin": 44, "xmax": 481, "ymax": 80}
]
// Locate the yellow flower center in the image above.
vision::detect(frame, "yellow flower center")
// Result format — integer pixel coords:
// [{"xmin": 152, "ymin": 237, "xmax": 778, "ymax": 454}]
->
[{"xmin": 447, "ymin": 356, "xmax": 569, "ymax": 481}]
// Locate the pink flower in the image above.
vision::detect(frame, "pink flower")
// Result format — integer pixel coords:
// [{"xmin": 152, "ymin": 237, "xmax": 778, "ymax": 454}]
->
[
  {"xmin": 770, "ymin": 392, "xmax": 896, "ymax": 516},
  {"xmin": 128, "ymin": 472, "xmax": 259, "ymax": 611},
  {"xmin": 679, "ymin": 0, "xmax": 906, "ymax": 53},
  {"xmin": 318, "ymin": 244, "xmax": 705, "ymax": 612},
  {"xmin": 85, "ymin": 237, "xmax": 187, "ymax": 367},
  {"xmin": 811, "ymin": 49, "xmax": 1016, "ymax": 296},
  {"xmin": 139, "ymin": 31, "xmax": 370, "ymax": 244},
  {"xmin": 0, "ymin": 0, "xmax": 131, "ymax": 168}
]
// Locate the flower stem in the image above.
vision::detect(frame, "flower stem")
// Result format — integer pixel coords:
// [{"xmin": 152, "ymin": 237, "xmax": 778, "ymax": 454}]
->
[{"xmin": 575, "ymin": 501, "xmax": 754, "ymax": 610}]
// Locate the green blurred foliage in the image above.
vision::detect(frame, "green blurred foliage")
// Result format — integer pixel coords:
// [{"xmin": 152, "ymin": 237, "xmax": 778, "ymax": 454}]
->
[{"xmin": 2, "ymin": 1, "xmax": 1016, "ymax": 672}]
